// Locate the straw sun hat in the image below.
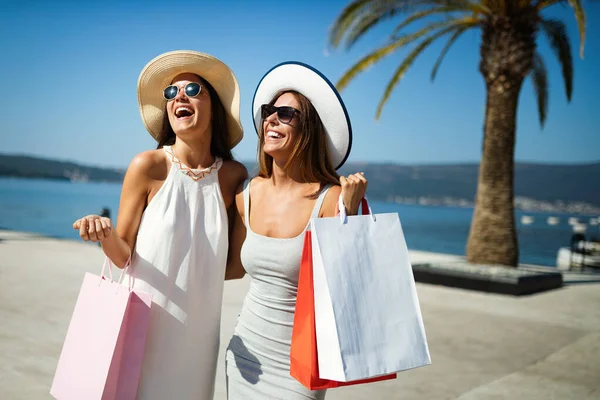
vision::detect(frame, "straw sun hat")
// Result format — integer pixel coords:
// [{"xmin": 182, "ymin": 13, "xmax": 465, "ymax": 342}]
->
[
  {"xmin": 252, "ymin": 61, "xmax": 352, "ymax": 170},
  {"xmin": 137, "ymin": 50, "xmax": 243, "ymax": 149}
]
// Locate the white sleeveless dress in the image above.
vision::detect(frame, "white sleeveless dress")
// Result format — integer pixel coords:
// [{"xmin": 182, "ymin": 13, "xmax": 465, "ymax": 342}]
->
[
  {"xmin": 225, "ymin": 179, "xmax": 330, "ymax": 400},
  {"xmin": 126, "ymin": 145, "xmax": 228, "ymax": 400}
]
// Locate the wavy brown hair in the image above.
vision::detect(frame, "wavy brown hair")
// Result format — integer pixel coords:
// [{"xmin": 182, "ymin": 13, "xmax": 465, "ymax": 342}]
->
[
  {"xmin": 156, "ymin": 76, "xmax": 232, "ymax": 161},
  {"xmin": 257, "ymin": 91, "xmax": 339, "ymax": 197}
]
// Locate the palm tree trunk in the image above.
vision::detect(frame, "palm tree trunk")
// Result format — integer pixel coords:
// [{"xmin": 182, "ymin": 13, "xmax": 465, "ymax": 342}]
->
[
  {"xmin": 466, "ymin": 12, "xmax": 537, "ymax": 267},
  {"xmin": 466, "ymin": 78, "xmax": 522, "ymax": 266}
]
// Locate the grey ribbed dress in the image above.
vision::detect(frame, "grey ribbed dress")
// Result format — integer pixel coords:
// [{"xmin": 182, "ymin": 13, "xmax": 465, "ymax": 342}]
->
[{"xmin": 225, "ymin": 180, "xmax": 330, "ymax": 399}]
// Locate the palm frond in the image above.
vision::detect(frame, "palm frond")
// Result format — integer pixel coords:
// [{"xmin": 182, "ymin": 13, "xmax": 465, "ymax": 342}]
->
[
  {"xmin": 430, "ymin": 26, "xmax": 472, "ymax": 81},
  {"xmin": 530, "ymin": 52, "xmax": 548, "ymax": 126},
  {"xmin": 329, "ymin": 0, "xmax": 378, "ymax": 49},
  {"xmin": 391, "ymin": 6, "xmax": 465, "ymax": 38},
  {"xmin": 376, "ymin": 19, "xmax": 479, "ymax": 119},
  {"xmin": 540, "ymin": 18, "xmax": 573, "ymax": 101},
  {"xmin": 516, "ymin": 0, "xmax": 536, "ymax": 12},
  {"xmin": 337, "ymin": 16, "xmax": 478, "ymax": 91},
  {"xmin": 344, "ymin": 3, "xmax": 409, "ymax": 49},
  {"xmin": 329, "ymin": 0, "xmax": 485, "ymax": 50},
  {"xmin": 537, "ymin": 0, "xmax": 586, "ymax": 58},
  {"xmin": 444, "ymin": 0, "xmax": 491, "ymax": 14},
  {"xmin": 535, "ymin": 0, "xmax": 559, "ymax": 9},
  {"xmin": 480, "ymin": 0, "xmax": 498, "ymax": 9},
  {"xmin": 390, "ymin": 0, "xmax": 490, "ymax": 37},
  {"xmin": 568, "ymin": 0, "xmax": 586, "ymax": 58}
]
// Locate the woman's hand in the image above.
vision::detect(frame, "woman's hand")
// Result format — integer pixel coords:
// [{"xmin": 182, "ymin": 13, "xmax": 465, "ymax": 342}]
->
[
  {"xmin": 73, "ymin": 215, "xmax": 113, "ymax": 242},
  {"xmin": 340, "ymin": 172, "xmax": 368, "ymax": 215}
]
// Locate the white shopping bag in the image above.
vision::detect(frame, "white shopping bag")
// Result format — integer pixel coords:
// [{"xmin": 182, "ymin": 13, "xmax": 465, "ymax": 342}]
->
[{"xmin": 310, "ymin": 195, "xmax": 431, "ymax": 382}]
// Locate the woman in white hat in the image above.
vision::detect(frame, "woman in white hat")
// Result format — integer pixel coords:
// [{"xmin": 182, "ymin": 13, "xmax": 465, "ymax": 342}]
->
[
  {"xmin": 224, "ymin": 62, "xmax": 367, "ymax": 399},
  {"xmin": 72, "ymin": 50, "xmax": 248, "ymax": 399}
]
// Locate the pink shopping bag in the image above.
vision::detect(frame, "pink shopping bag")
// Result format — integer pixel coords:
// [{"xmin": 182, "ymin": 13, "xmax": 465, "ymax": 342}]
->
[{"xmin": 50, "ymin": 258, "xmax": 152, "ymax": 400}]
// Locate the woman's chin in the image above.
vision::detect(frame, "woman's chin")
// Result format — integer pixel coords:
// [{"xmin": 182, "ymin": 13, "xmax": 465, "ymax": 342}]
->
[
  {"xmin": 263, "ymin": 142, "xmax": 290, "ymax": 155},
  {"xmin": 173, "ymin": 124, "xmax": 210, "ymax": 140}
]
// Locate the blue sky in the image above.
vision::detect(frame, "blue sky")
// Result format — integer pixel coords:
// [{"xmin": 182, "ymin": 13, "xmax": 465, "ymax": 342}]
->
[{"xmin": 0, "ymin": 0, "xmax": 598, "ymax": 168}]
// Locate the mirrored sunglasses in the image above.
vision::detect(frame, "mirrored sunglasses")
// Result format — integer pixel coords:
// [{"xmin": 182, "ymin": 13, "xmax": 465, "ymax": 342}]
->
[{"xmin": 163, "ymin": 82, "xmax": 202, "ymax": 101}]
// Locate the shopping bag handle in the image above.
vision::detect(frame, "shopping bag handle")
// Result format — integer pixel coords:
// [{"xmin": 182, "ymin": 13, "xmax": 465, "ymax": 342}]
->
[
  {"xmin": 99, "ymin": 256, "xmax": 133, "ymax": 291},
  {"xmin": 336, "ymin": 194, "xmax": 376, "ymax": 223}
]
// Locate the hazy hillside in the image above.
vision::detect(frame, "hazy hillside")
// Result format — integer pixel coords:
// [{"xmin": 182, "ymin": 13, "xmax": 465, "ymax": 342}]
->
[
  {"xmin": 1, "ymin": 154, "xmax": 598, "ymax": 210},
  {"xmin": 337, "ymin": 162, "xmax": 600, "ymax": 206},
  {"xmin": 0, "ymin": 154, "xmax": 124, "ymax": 182}
]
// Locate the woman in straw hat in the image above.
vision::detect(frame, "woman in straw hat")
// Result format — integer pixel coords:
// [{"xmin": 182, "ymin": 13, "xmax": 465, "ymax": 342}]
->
[
  {"xmin": 73, "ymin": 50, "xmax": 248, "ymax": 399},
  {"xmin": 224, "ymin": 62, "xmax": 367, "ymax": 399}
]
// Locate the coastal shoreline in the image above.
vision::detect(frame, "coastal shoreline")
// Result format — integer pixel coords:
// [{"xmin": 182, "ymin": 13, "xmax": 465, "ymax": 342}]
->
[
  {"xmin": 3, "ymin": 173, "xmax": 599, "ymax": 215},
  {"xmin": 3, "ymin": 154, "xmax": 600, "ymax": 215}
]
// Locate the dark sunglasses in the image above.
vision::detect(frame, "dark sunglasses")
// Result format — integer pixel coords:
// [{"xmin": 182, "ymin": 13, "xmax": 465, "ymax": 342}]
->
[
  {"xmin": 261, "ymin": 104, "xmax": 300, "ymax": 124},
  {"xmin": 163, "ymin": 82, "xmax": 203, "ymax": 100}
]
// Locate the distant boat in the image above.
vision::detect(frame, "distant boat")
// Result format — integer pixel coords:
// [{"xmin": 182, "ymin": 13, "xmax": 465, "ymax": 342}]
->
[
  {"xmin": 568, "ymin": 217, "xmax": 579, "ymax": 225},
  {"xmin": 590, "ymin": 218, "xmax": 599, "ymax": 226},
  {"xmin": 572, "ymin": 224, "xmax": 587, "ymax": 234},
  {"xmin": 521, "ymin": 216, "xmax": 534, "ymax": 225},
  {"xmin": 547, "ymin": 216, "xmax": 560, "ymax": 225},
  {"xmin": 557, "ymin": 246, "xmax": 600, "ymax": 270},
  {"xmin": 63, "ymin": 169, "xmax": 89, "ymax": 183}
]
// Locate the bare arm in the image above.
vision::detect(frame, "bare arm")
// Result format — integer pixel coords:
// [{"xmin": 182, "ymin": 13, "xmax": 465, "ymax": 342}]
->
[
  {"xmin": 321, "ymin": 172, "xmax": 368, "ymax": 218},
  {"xmin": 73, "ymin": 153, "xmax": 154, "ymax": 268},
  {"xmin": 219, "ymin": 160, "xmax": 248, "ymax": 209},
  {"xmin": 106, "ymin": 154, "xmax": 152, "ymax": 267},
  {"xmin": 225, "ymin": 185, "xmax": 247, "ymax": 280}
]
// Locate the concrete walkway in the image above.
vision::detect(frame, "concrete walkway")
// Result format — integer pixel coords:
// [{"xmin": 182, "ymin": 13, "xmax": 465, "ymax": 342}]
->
[{"xmin": 1, "ymin": 230, "xmax": 599, "ymax": 399}]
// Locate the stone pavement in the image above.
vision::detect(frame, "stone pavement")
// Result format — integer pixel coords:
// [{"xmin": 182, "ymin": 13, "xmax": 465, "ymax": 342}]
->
[{"xmin": 1, "ymin": 230, "xmax": 598, "ymax": 399}]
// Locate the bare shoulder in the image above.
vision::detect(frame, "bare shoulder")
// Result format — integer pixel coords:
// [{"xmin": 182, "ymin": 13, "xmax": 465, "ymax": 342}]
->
[
  {"xmin": 220, "ymin": 160, "xmax": 248, "ymax": 192},
  {"xmin": 221, "ymin": 160, "xmax": 248, "ymax": 181},
  {"xmin": 248, "ymin": 175, "xmax": 269, "ymax": 190},
  {"xmin": 321, "ymin": 184, "xmax": 341, "ymax": 218},
  {"xmin": 246, "ymin": 176, "xmax": 272, "ymax": 200},
  {"xmin": 234, "ymin": 180, "xmax": 245, "ymax": 216},
  {"xmin": 327, "ymin": 184, "xmax": 342, "ymax": 198},
  {"xmin": 120, "ymin": 150, "xmax": 167, "ymax": 207},
  {"xmin": 126, "ymin": 149, "xmax": 169, "ymax": 181},
  {"xmin": 219, "ymin": 160, "xmax": 248, "ymax": 208}
]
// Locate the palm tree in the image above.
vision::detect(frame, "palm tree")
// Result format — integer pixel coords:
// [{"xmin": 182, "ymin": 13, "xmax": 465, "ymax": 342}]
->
[{"xmin": 329, "ymin": 0, "xmax": 586, "ymax": 266}]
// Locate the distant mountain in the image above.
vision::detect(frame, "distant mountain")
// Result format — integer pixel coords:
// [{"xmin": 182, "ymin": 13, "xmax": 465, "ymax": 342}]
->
[
  {"xmin": 1, "ymin": 153, "xmax": 598, "ymax": 212},
  {"xmin": 0, "ymin": 154, "xmax": 124, "ymax": 182},
  {"xmin": 337, "ymin": 162, "xmax": 600, "ymax": 209}
]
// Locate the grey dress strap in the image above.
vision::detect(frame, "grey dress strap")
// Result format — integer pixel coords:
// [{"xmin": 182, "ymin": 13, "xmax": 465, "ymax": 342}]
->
[
  {"xmin": 310, "ymin": 184, "xmax": 332, "ymax": 219},
  {"xmin": 242, "ymin": 180, "xmax": 332, "ymax": 228}
]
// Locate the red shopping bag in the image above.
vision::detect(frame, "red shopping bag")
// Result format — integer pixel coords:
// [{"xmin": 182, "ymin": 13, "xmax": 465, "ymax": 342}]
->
[
  {"xmin": 290, "ymin": 230, "xmax": 396, "ymax": 390},
  {"xmin": 50, "ymin": 258, "xmax": 152, "ymax": 400}
]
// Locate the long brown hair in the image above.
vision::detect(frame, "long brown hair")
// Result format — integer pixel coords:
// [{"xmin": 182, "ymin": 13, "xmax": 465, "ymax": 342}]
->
[
  {"xmin": 257, "ymin": 91, "xmax": 339, "ymax": 197},
  {"xmin": 156, "ymin": 76, "xmax": 233, "ymax": 161}
]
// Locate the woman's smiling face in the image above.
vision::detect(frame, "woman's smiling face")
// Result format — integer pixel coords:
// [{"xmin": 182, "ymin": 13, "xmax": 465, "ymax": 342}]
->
[
  {"xmin": 262, "ymin": 92, "xmax": 301, "ymax": 159},
  {"xmin": 166, "ymin": 73, "xmax": 212, "ymax": 139}
]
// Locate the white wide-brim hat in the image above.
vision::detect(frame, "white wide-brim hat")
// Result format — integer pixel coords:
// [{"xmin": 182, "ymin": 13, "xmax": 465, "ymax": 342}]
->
[
  {"xmin": 252, "ymin": 61, "xmax": 352, "ymax": 170},
  {"xmin": 138, "ymin": 50, "xmax": 243, "ymax": 149}
]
